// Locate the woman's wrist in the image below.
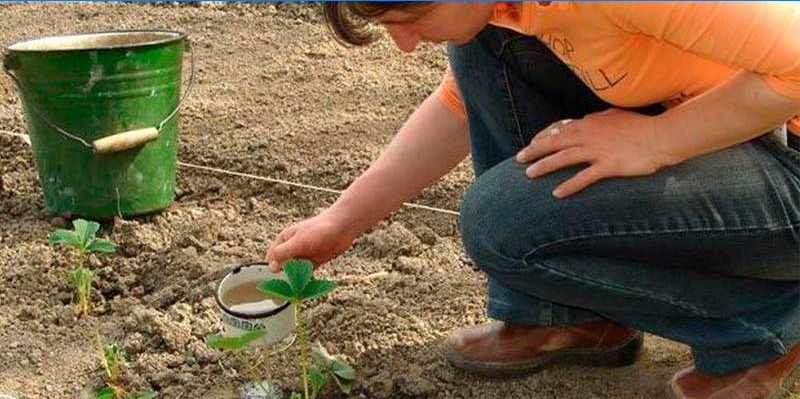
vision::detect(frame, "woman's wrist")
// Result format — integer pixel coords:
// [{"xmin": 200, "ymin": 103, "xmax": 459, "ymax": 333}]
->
[
  {"xmin": 324, "ymin": 196, "xmax": 377, "ymax": 240},
  {"xmin": 648, "ymin": 113, "xmax": 688, "ymax": 170}
]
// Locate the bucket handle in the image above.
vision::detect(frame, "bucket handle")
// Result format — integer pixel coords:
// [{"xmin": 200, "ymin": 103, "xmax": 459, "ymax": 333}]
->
[{"xmin": 2, "ymin": 41, "xmax": 195, "ymax": 154}]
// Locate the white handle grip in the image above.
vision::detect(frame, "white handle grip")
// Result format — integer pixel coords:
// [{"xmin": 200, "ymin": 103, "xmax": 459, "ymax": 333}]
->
[{"xmin": 92, "ymin": 127, "xmax": 158, "ymax": 154}]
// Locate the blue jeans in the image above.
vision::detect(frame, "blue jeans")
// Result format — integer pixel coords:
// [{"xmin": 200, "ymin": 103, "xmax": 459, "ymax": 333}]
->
[{"xmin": 452, "ymin": 26, "xmax": 800, "ymax": 375}]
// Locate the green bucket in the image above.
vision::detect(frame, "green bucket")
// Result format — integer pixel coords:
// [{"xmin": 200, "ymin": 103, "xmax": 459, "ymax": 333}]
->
[{"xmin": 3, "ymin": 30, "xmax": 192, "ymax": 219}]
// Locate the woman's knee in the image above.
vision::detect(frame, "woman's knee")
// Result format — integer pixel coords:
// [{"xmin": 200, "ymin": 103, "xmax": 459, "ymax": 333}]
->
[{"xmin": 460, "ymin": 158, "xmax": 571, "ymax": 272}]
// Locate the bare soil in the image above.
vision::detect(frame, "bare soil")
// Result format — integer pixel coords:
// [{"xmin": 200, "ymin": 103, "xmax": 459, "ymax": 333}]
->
[{"xmin": 0, "ymin": 3, "xmax": 796, "ymax": 399}]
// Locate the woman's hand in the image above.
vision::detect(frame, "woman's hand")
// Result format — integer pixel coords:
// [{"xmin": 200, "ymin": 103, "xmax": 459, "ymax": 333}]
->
[
  {"xmin": 516, "ymin": 108, "xmax": 678, "ymax": 198},
  {"xmin": 265, "ymin": 210, "xmax": 358, "ymax": 272}
]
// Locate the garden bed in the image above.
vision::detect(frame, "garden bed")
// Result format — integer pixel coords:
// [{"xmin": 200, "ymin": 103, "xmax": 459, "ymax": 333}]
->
[{"xmin": 0, "ymin": 3, "xmax": 765, "ymax": 399}]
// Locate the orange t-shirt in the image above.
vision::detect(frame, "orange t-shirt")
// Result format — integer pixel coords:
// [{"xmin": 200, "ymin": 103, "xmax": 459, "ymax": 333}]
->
[{"xmin": 436, "ymin": 1, "xmax": 800, "ymax": 135}]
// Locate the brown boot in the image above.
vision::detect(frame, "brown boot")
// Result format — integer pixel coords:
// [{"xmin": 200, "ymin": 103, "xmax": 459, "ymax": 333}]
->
[
  {"xmin": 667, "ymin": 339, "xmax": 800, "ymax": 399},
  {"xmin": 445, "ymin": 320, "xmax": 643, "ymax": 377}
]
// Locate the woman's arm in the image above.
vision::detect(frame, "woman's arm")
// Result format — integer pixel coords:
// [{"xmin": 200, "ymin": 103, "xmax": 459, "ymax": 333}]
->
[
  {"xmin": 517, "ymin": 2, "xmax": 800, "ymax": 198},
  {"xmin": 653, "ymin": 70, "xmax": 800, "ymax": 166},
  {"xmin": 266, "ymin": 93, "xmax": 468, "ymax": 268},
  {"xmin": 517, "ymin": 73, "xmax": 800, "ymax": 198},
  {"xmin": 600, "ymin": 2, "xmax": 800, "ymax": 163},
  {"xmin": 329, "ymin": 93, "xmax": 469, "ymax": 236}
]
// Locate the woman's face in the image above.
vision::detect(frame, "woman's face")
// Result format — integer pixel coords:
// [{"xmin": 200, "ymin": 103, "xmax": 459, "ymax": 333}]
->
[{"xmin": 377, "ymin": 2, "xmax": 497, "ymax": 52}]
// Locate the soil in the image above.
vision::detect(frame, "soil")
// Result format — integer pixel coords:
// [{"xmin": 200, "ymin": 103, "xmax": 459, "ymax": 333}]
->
[{"xmin": 0, "ymin": 3, "xmax": 797, "ymax": 399}]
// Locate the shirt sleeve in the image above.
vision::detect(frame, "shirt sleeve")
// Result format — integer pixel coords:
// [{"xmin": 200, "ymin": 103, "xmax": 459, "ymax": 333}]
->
[
  {"xmin": 435, "ymin": 67, "xmax": 467, "ymax": 121},
  {"xmin": 789, "ymin": 116, "xmax": 800, "ymax": 135},
  {"xmin": 597, "ymin": 2, "xmax": 800, "ymax": 99}
]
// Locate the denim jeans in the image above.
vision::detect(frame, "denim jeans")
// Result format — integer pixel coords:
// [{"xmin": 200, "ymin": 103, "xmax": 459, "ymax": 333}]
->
[{"xmin": 451, "ymin": 26, "xmax": 800, "ymax": 375}]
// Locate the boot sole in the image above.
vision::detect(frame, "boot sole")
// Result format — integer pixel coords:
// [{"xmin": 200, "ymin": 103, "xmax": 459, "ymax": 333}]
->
[
  {"xmin": 445, "ymin": 331, "xmax": 644, "ymax": 378},
  {"xmin": 664, "ymin": 354, "xmax": 800, "ymax": 399}
]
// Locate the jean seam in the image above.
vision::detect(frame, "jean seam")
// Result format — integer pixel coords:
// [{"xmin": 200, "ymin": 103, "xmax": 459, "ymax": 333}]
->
[
  {"xmin": 521, "ymin": 258, "xmax": 787, "ymax": 351},
  {"xmin": 496, "ymin": 37, "xmax": 526, "ymax": 149},
  {"xmin": 761, "ymin": 160, "xmax": 795, "ymax": 227},
  {"xmin": 501, "ymin": 65, "xmax": 526, "ymax": 148},
  {"xmin": 521, "ymin": 220, "xmax": 800, "ymax": 261}
]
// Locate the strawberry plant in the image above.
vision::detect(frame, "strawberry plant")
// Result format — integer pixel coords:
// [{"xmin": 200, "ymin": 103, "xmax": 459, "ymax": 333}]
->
[
  {"xmin": 206, "ymin": 330, "xmax": 277, "ymax": 398},
  {"xmin": 259, "ymin": 259, "xmax": 355, "ymax": 399},
  {"xmin": 48, "ymin": 219, "xmax": 115, "ymax": 316},
  {"xmin": 95, "ymin": 332, "xmax": 156, "ymax": 399}
]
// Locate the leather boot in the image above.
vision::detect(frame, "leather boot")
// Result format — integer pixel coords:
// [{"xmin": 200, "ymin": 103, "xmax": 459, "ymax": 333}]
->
[
  {"xmin": 667, "ymin": 339, "xmax": 800, "ymax": 399},
  {"xmin": 445, "ymin": 319, "xmax": 643, "ymax": 377}
]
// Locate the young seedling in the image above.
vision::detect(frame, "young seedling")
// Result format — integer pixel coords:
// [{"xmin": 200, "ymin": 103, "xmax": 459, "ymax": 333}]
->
[
  {"xmin": 48, "ymin": 219, "xmax": 115, "ymax": 316},
  {"xmin": 308, "ymin": 343, "xmax": 355, "ymax": 398},
  {"xmin": 95, "ymin": 332, "xmax": 156, "ymax": 399},
  {"xmin": 259, "ymin": 259, "xmax": 355, "ymax": 399},
  {"xmin": 206, "ymin": 330, "xmax": 276, "ymax": 399}
]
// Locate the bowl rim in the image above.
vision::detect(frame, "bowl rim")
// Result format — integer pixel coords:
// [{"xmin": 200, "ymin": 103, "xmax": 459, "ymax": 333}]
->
[{"xmin": 215, "ymin": 262, "xmax": 292, "ymax": 320}]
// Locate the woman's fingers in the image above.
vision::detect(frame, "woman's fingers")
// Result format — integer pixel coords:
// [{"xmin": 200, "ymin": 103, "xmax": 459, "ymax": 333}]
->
[
  {"xmin": 552, "ymin": 164, "xmax": 608, "ymax": 198},
  {"xmin": 517, "ymin": 119, "xmax": 578, "ymax": 163},
  {"xmin": 266, "ymin": 228, "xmax": 298, "ymax": 271},
  {"xmin": 525, "ymin": 147, "xmax": 592, "ymax": 178},
  {"xmin": 268, "ymin": 238, "xmax": 305, "ymax": 272}
]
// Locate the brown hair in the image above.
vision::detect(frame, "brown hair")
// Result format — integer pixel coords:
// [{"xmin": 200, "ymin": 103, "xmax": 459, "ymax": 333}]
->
[{"xmin": 322, "ymin": 2, "xmax": 432, "ymax": 46}]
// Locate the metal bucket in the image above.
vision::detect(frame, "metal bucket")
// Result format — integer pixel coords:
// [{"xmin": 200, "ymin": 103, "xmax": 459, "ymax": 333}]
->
[{"xmin": 3, "ymin": 30, "xmax": 192, "ymax": 218}]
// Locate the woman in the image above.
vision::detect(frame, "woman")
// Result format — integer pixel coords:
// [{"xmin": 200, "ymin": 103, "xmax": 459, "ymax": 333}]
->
[{"xmin": 266, "ymin": 3, "xmax": 800, "ymax": 398}]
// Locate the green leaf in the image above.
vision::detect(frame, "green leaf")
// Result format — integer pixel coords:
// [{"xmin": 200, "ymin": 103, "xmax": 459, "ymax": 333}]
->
[
  {"xmin": 290, "ymin": 393, "xmax": 302, "ymax": 399},
  {"xmin": 130, "ymin": 391, "xmax": 157, "ymax": 399},
  {"xmin": 284, "ymin": 259, "xmax": 313, "ymax": 295},
  {"xmin": 334, "ymin": 375, "xmax": 354, "ymax": 394},
  {"xmin": 312, "ymin": 342, "xmax": 334, "ymax": 365},
  {"xmin": 301, "ymin": 280, "xmax": 337, "ymax": 301},
  {"xmin": 258, "ymin": 279, "xmax": 295, "ymax": 300},
  {"xmin": 95, "ymin": 386, "xmax": 115, "ymax": 399},
  {"xmin": 205, "ymin": 330, "xmax": 267, "ymax": 351},
  {"xmin": 48, "ymin": 229, "xmax": 81, "ymax": 247},
  {"xmin": 69, "ymin": 267, "xmax": 96, "ymax": 284},
  {"xmin": 330, "ymin": 359, "xmax": 356, "ymax": 381},
  {"xmin": 311, "ymin": 342, "xmax": 355, "ymax": 392},
  {"xmin": 308, "ymin": 366, "xmax": 328, "ymax": 397},
  {"xmin": 103, "ymin": 343, "xmax": 126, "ymax": 364},
  {"xmin": 86, "ymin": 239, "xmax": 116, "ymax": 254},
  {"xmin": 74, "ymin": 219, "xmax": 100, "ymax": 247}
]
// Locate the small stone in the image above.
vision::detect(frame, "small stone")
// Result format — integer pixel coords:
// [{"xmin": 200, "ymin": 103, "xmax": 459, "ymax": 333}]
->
[
  {"xmin": 238, "ymin": 380, "xmax": 285, "ymax": 399},
  {"xmin": 412, "ymin": 226, "xmax": 438, "ymax": 245},
  {"xmin": 392, "ymin": 257, "xmax": 425, "ymax": 275}
]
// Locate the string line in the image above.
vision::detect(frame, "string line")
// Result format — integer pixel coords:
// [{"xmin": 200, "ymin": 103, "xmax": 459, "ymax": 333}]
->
[{"xmin": 0, "ymin": 130, "xmax": 460, "ymax": 216}]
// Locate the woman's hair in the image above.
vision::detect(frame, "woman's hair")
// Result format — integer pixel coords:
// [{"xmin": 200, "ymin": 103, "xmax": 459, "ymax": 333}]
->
[{"xmin": 322, "ymin": 2, "xmax": 432, "ymax": 46}]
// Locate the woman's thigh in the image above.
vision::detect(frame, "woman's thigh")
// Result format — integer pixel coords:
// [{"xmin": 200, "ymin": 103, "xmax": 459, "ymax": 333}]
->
[{"xmin": 460, "ymin": 138, "xmax": 800, "ymax": 281}]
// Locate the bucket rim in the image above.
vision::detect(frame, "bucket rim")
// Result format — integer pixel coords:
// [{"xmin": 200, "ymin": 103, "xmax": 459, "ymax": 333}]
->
[{"xmin": 6, "ymin": 30, "xmax": 187, "ymax": 53}]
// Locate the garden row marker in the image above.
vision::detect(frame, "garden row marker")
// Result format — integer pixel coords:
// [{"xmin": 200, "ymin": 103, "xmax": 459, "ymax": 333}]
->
[
  {"xmin": 0, "ymin": 129, "xmax": 30, "ymax": 145},
  {"xmin": 0, "ymin": 130, "xmax": 461, "ymax": 216},
  {"xmin": 177, "ymin": 161, "xmax": 461, "ymax": 216}
]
